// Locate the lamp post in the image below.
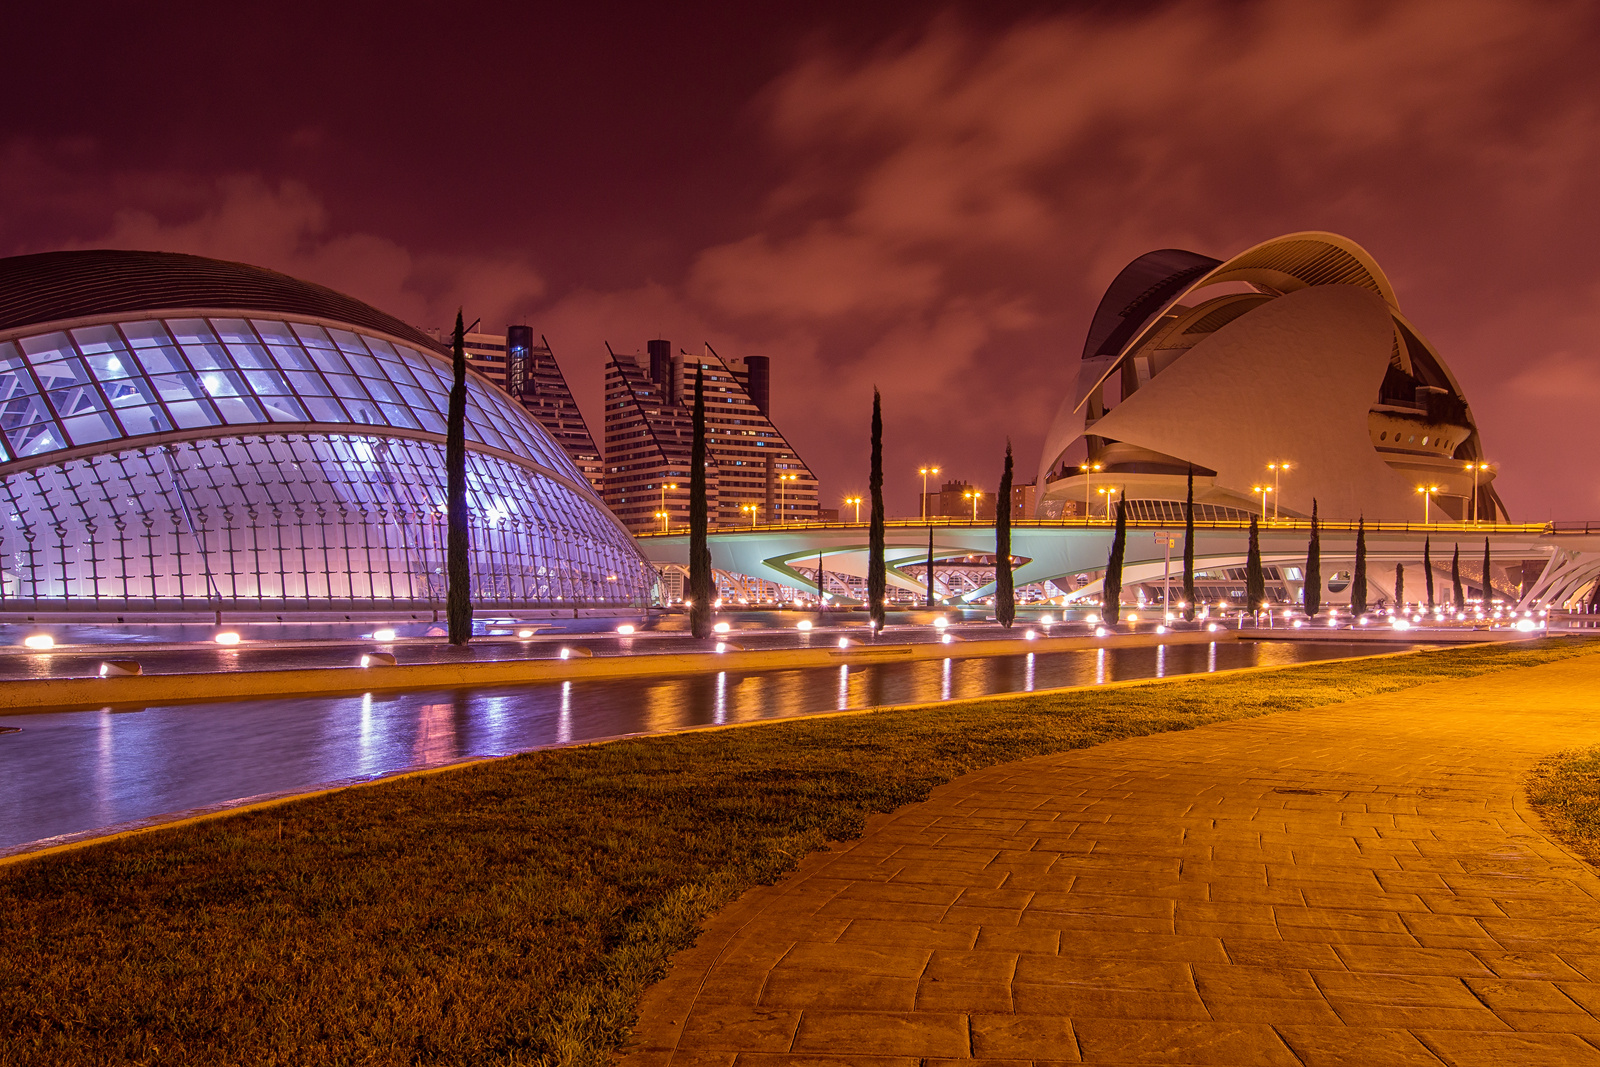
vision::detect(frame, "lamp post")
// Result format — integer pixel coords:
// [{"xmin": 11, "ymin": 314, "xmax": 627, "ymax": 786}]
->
[
  {"xmin": 1267, "ymin": 461, "xmax": 1291, "ymax": 520},
  {"xmin": 1416, "ymin": 484, "xmax": 1441, "ymax": 524},
  {"xmin": 1097, "ymin": 485, "xmax": 1120, "ymax": 518},
  {"xmin": 919, "ymin": 466, "xmax": 941, "ymax": 520},
  {"xmin": 1252, "ymin": 485, "xmax": 1272, "ymax": 519},
  {"xmin": 845, "ymin": 496, "xmax": 862, "ymax": 523},
  {"xmin": 1465, "ymin": 461, "xmax": 1490, "ymax": 523},
  {"xmin": 964, "ymin": 489, "xmax": 982, "ymax": 521},
  {"xmin": 658, "ymin": 481, "xmax": 678, "ymax": 533},
  {"xmin": 741, "ymin": 503, "xmax": 759, "ymax": 528},
  {"xmin": 1079, "ymin": 461, "xmax": 1102, "ymax": 521},
  {"xmin": 777, "ymin": 472, "xmax": 797, "ymax": 524}
]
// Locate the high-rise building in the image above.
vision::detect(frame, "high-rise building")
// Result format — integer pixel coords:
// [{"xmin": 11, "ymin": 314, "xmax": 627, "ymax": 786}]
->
[
  {"xmin": 603, "ymin": 341, "xmax": 818, "ymax": 534},
  {"xmin": 438, "ymin": 326, "xmax": 604, "ymax": 493}
]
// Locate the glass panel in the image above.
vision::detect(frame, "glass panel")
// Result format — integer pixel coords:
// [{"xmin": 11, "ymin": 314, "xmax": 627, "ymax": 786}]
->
[
  {"xmin": 408, "ymin": 407, "xmax": 447, "ymax": 434},
  {"xmin": 306, "ymin": 345, "xmax": 354, "ymax": 376},
  {"xmin": 164, "ymin": 400, "xmax": 222, "ymax": 429},
  {"xmin": 266, "ymin": 342, "xmax": 318, "ymax": 372},
  {"xmin": 359, "ymin": 375, "xmax": 403, "ymax": 404},
  {"xmin": 298, "ymin": 394, "xmax": 350, "ymax": 423},
  {"xmin": 150, "ymin": 372, "xmax": 207, "ymax": 402},
  {"xmin": 119, "ymin": 321, "xmax": 176, "ymax": 348},
  {"xmin": 110, "ymin": 404, "xmax": 172, "ymax": 436},
  {"xmin": 62, "ymin": 411, "xmax": 121, "ymax": 446},
  {"xmin": 250, "ymin": 320, "xmax": 301, "ymax": 348},
  {"xmin": 165, "ymin": 318, "xmax": 218, "ymax": 346},
  {"xmin": 259, "ymin": 394, "xmax": 311, "ymax": 422},
  {"xmin": 102, "ymin": 376, "xmax": 160, "ymax": 407},
  {"xmin": 70, "ymin": 324, "xmax": 124, "ymax": 354},
  {"xmin": 19, "ymin": 332, "xmax": 75, "ymax": 360},
  {"xmin": 377, "ymin": 402, "xmax": 421, "ymax": 430},
  {"xmin": 197, "ymin": 369, "xmax": 249, "ymax": 398},
  {"xmin": 180, "ymin": 340, "xmax": 232, "ymax": 372},
  {"xmin": 212, "ymin": 394, "xmax": 268, "ymax": 425},
  {"xmin": 240, "ymin": 365, "xmax": 294, "ymax": 396},
  {"xmin": 209, "ymin": 318, "xmax": 257, "ymax": 344},
  {"xmin": 132, "ymin": 342, "xmax": 191, "ymax": 376},
  {"xmin": 282, "ymin": 369, "xmax": 334, "ymax": 397},
  {"xmin": 291, "ymin": 323, "xmax": 337, "ymax": 349}
]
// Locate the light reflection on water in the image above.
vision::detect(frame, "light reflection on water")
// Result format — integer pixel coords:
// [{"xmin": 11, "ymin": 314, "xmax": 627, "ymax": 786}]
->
[{"xmin": 0, "ymin": 641, "xmax": 1411, "ymax": 850}]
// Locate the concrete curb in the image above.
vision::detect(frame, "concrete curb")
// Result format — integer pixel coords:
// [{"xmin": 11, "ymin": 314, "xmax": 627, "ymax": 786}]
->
[
  {"xmin": 0, "ymin": 627, "xmax": 1235, "ymax": 713},
  {"xmin": 0, "ymin": 643, "xmax": 1432, "ymax": 867}
]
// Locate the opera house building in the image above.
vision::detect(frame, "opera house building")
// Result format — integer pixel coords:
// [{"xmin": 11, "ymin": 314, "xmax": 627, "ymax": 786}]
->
[
  {"xmin": 0, "ymin": 250, "xmax": 651, "ymax": 614},
  {"xmin": 1037, "ymin": 232, "xmax": 1504, "ymax": 524}
]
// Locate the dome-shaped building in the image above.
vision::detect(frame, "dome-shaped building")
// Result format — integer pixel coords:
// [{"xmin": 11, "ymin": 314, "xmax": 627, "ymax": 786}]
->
[
  {"xmin": 1037, "ymin": 232, "xmax": 1505, "ymax": 524},
  {"xmin": 0, "ymin": 249, "xmax": 651, "ymax": 613}
]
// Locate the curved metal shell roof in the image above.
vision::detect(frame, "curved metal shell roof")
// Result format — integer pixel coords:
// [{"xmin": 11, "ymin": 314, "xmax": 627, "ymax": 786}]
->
[{"xmin": 0, "ymin": 249, "xmax": 442, "ymax": 351}]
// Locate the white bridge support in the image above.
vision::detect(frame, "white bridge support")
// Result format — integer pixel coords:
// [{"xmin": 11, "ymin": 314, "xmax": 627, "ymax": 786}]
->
[{"xmin": 638, "ymin": 520, "xmax": 1600, "ymax": 610}]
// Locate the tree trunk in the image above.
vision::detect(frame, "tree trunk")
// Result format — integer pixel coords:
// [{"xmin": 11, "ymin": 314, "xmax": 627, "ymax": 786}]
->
[
  {"xmin": 995, "ymin": 441, "xmax": 1014, "ymax": 628},
  {"xmin": 1181, "ymin": 466, "xmax": 1196, "ymax": 621},
  {"xmin": 446, "ymin": 310, "xmax": 473, "ymax": 646},
  {"xmin": 1451, "ymin": 543, "xmax": 1463, "ymax": 607},
  {"xmin": 1423, "ymin": 538, "xmax": 1435, "ymax": 609},
  {"xmin": 1351, "ymin": 517, "xmax": 1368, "ymax": 615},
  {"xmin": 689, "ymin": 367, "xmax": 714, "ymax": 639},
  {"xmin": 925, "ymin": 528, "xmax": 934, "ymax": 609},
  {"xmin": 1246, "ymin": 516, "xmax": 1265, "ymax": 617},
  {"xmin": 867, "ymin": 389, "xmax": 886, "ymax": 631},
  {"xmin": 1395, "ymin": 562, "xmax": 1405, "ymax": 610},
  {"xmin": 1103, "ymin": 497, "xmax": 1126, "ymax": 626},
  {"xmin": 1481, "ymin": 537, "xmax": 1492, "ymax": 605},
  {"xmin": 1303, "ymin": 498, "xmax": 1321, "ymax": 617}
]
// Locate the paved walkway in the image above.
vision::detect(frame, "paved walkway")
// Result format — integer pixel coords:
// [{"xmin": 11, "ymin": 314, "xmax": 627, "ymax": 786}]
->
[{"xmin": 624, "ymin": 652, "xmax": 1600, "ymax": 1066}]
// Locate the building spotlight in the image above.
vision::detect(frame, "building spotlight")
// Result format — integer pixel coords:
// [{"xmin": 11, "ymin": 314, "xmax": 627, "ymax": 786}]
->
[{"xmin": 22, "ymin": 633, "xmax": 54, "ymax": 650}]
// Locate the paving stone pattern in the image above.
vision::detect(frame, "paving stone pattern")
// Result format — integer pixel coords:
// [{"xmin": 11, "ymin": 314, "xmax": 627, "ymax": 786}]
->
[{"xmin": 622, "ymin": 653, "xmax": 1600, "ymax": 1066}]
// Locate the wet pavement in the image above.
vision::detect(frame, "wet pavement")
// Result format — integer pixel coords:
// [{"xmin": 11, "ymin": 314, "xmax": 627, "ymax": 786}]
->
[{"xmin": 0, "ymin": 639, "xmax": 1417, "ymax": 853}]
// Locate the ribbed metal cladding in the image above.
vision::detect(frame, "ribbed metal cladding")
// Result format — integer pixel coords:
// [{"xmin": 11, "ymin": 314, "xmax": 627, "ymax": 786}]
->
[{"xmin": 0, "ymin": 249, "xmax": 442, "ymax": 352}]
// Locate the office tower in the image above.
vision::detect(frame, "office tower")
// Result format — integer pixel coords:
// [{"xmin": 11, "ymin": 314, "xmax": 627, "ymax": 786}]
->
[{"xmin": 603, "ymin": 341, "xmax": 818, "ymax": 534}]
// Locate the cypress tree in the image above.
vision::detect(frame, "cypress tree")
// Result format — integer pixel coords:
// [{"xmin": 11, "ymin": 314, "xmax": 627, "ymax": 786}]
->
[
  {"xmin": 1481, "ymin": 537, "xmax": 1492, "ymax": 606},
  {"xmin": 867, "ymin": 389, "xmax": 886, "ymax": 631},
  {"xmin": 1451, "ymin": 543, "xmax": 1463, "ymax": 607},
  {"xmin": 996, "ymin": 441, "xmax": 1015, "ymax": 628},
  {"xmin": 446, "ymin": 310, "xmax": 473, "ymax": 646},
  {"xmin": 1423, "ymin": 537, "xmax": 1435, "ymax": 609},
  {"xmin": 1303, "ymin": 498, "xmax": 1321, "ymax": 617},
  {"xmin": 817, "ymin": 550, "xmax": 825, "ymax": 607},
  {"xmin": 688, "ymin": 367, "xmax": 714, "ymax": 639},
  {"xmin": 1351, "ymin": 517, "xmax": 1368, "ymax": 615},
  {"xmin": 1395, "ymin": 562, "xmax": 1405, "ymax": 610},
  {"xmin": 925, "ymin": 527, "xmax": 935, "ymax": 609},
  {"xmin": 1245, "ymin": 515, "xmax": 1265, "ymax": 617},
  {"xmin": 1102, "ymin": 497, "xmax": 1126, "ymax": 626},
  {"xmin": 1182, "ymin": 466, "xmax": 1196, "ymax": 621}
]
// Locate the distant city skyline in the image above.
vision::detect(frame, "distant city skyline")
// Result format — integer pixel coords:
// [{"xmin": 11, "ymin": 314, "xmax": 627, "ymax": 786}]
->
[{"xmin": 4, "ymin": 1, "xmax": 1600, "ymax": 518}]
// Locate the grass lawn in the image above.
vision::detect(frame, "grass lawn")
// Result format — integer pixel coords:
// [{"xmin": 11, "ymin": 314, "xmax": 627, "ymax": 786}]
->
[
  {"xmin": 1527, "ymin": 737, "xmax": 1600, "ymax": 870},
  {"xmin": 3, "ymin": 638, "xmax": 1597, "ymax": 1066}
]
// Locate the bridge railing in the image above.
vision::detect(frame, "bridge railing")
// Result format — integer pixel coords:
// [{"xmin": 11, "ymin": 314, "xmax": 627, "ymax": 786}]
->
[{"xmin": 637, "ymin": 518, "xmax": 1561, "ymax": 537}]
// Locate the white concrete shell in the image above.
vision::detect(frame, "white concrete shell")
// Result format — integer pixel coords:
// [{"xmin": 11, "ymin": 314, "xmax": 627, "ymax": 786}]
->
[{"xmin": 1038, "ymin": 232, "xmax": 1504, "ymax": 524}]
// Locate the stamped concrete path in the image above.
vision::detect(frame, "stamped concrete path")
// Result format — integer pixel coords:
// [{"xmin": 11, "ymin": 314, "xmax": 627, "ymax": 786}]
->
[{"xmin": 623, "ymin": 652, "xmax": 1600, "ymax": 1066}]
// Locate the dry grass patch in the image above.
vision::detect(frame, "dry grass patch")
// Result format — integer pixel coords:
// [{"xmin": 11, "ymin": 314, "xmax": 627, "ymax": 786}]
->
[{"xmin": 2, "ymin": 638, "xmax": 1596, "ymax": 1066}]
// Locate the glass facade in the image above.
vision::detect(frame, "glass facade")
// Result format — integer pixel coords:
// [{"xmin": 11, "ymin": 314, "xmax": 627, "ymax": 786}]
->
[{"xmin": 0, "ymin": 316, "xmax": 651, "ymax": 609}]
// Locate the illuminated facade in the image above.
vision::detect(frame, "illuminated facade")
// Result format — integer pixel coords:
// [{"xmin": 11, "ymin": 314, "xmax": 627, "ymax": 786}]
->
[
  {"xmin": 1037, "ymin": 232, "xmax": 1507, "ymax": 524},
  {"xmin": 0, "ymin": 250, "xmax": 651, "ymax": 612}
]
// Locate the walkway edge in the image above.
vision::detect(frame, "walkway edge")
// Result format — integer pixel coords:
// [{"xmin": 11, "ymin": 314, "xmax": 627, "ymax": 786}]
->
[{"xmin": 0, "ymin": 644, "xmax": 1429, "ymax": 868}]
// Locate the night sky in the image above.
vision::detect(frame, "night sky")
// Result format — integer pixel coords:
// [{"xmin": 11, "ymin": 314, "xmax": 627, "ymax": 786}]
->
[{"xmin": 4, "ymin": 0, "xmax": 1598, "ymax": 518}]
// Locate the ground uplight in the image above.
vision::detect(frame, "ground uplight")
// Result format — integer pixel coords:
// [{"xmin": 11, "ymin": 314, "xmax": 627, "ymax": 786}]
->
[
  {"xmin": 22, "ymin": 634, "xmax": 54, "ymax": 650},
  {"xmin": 617, "ymin": 623, "xmax": 636, "ymax": 635},
  {"xmin": 214, "ymin": 632, "xmax": 242, "ymax": 646},
  {"xmin": 517, "ymin": 629, "xmax": 535, "ymax": 638},
  {"xmin": 372, "ymin": 628, "xmax": 397, "ymax": 641},
  {"xmin": 712, "ymin": 621, "xmax": 732, "ymax": 634},
  {"xmin": 796, "ymin": 620, "xmax": 813, "ymax": 631}
]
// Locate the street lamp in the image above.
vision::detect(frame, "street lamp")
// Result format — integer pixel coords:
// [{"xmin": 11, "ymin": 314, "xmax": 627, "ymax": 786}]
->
[
  {"xmin": 1079, "ymin": 461, "xmax": 1102, "ymax": 521},
  {"xmin": 1416, "ymin": 484, "xmax": 1441, "ymax": 524},
  {"xmin": 845, "ymin": 496, "xmax": 862, "ymax": 523},
  {"xmin": 1266, "ymin": 461, "xmax": 1291, "ymax": 520},
  {"xmin": 1465, "ymin": 461, "xmax": 1491, "ymax": 523},
  {"xmin": 741, "ymin": 503, "xmax": 759, "ymax": 528},
  {"xmin": 964, "ymin": 489, "xmax": 982, "ymax": 521},
  {"xmin": 658, "ymin": 482, "xmax": 678, "ymax": 533},
  {"xmin": 1251, "ymin": 485, "xmax": 1273, "ymax": 519},
  {"xmin": 919, "ymin": 466, "xmax": 941, "ymax": 520},
  {"xmin": 777, "ymin": 472, "xmax": 798, "ymax": 524},
  {"xmin": 1097, "ymin": 485, "xmax": 1120, "ymax": 518}
]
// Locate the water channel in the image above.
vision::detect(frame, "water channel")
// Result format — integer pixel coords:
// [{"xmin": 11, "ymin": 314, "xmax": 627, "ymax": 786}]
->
[{"xmin": 0, "ymin": 638, "xmax": 1418, "ymax": 852}]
